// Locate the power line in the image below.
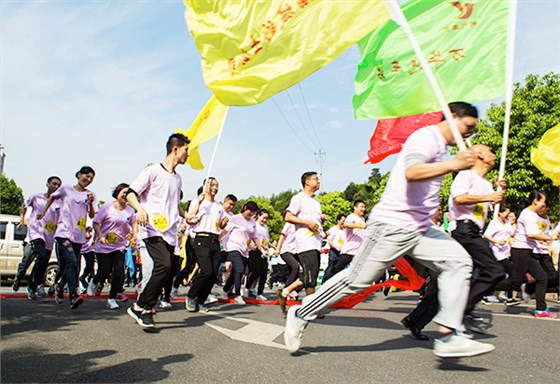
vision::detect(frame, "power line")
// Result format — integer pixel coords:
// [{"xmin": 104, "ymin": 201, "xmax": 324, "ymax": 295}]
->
[
  {"xmin": 271, "ymin": 97, "xmax": 314, "ymax": 153},
  {"xmin": 298, "ymin": 83, "xmax": 323, "ymax": 151},
  {"xmin": 285, "ymin": 89, "xmax": 321, "ymax": 150}
]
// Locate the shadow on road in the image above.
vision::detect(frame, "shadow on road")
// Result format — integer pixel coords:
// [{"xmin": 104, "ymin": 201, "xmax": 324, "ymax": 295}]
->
[{"xmin": 1, "ymin": 346, "xmax": 192, "ymax": 383}]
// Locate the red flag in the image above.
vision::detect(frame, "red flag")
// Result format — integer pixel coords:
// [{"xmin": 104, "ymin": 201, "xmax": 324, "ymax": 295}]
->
[{"xmin": 365, "ymin": 111, "xmax": 443, "ymax": 164}]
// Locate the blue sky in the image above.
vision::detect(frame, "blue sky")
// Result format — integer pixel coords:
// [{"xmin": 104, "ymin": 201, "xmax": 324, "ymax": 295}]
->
[{"xmin": 1, "ymin": 1, "xmax": 559, "ymax": 203}]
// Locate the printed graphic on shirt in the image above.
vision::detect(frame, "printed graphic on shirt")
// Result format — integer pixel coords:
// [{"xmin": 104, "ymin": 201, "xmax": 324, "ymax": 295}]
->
[
  {"xmin": 105, "ymin": 232, "xmax": 118, "ymax": 244},
  {"xmin": 44, "ymin": 222, "xmax": 56, "ymax": 233},
  {"xmin": 473, "ymin": 203, "xmax": 485, "ymax": 221},
  {"xmin": 77, "ymin": 217, "xmax": 87, "ymax": 231},
  {"xmin": 215, "ymin": 219, "xmax": 220, "ymax": 231},
  {"xmin": 262, "ymin": 239, "xmax": 268, "ymax": 247},
  {"xmin": 538, "ymin": 220, "xmax": 547, "ymax": 231},
  {"xmin": 151, "ymin": 214, "xmax": 168, "ymax": 231}
]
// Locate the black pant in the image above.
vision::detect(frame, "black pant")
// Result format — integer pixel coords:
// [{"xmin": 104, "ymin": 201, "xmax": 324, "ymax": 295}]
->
[
  {"xmin": 80, "ymin": 251, "xmax": 96, "ymax": 289},
  {"xmin": 280, "ymin": 252, "xmax": 300, "ymax": 286},
  {"xmin": 408, "ymin": 270, "xmax": 439, "ymax": 330},
  {"xmin": 246, "ymin": 250, "xmax": 268, "ymax": 295},
  {"xmin": 322, "ymin": 249, "xmax": 340, "ymax": 284},
  {"xmin": 137, "ymin": 237, "xmax": 174, "ymax": 310},
  {"xmin": 162, "ymin": 255, "xmax": 181, "ymax": 301},
  {"xmin": 323, "ymin": 253, "xmax": 353, "ymax": 282},
  {"xmin": 525, "ymin": 253, "xmax": 559, "ymax": 295},
  {"xmin": 451, "ymin": 220, "xmax": 505, "ymax": 314},
  {"xmin": 223, "ymin": 251, "xmax": 247, "ymax": 295},
  {"xmin": 15, "ymin": 243, "xmax": 33, "ymax": 283},
  {"xmin": 495, "ymin": 248, "xmax": 548, "ymax": 311},
  {"xmin": 498, "ymin": 258, "xmax": 514, "ymax": 299},
  {"xmin": 173, "ymin": 237, "xmax": 197, "ymax": 288},
  {"xmin": 28, "ymin": 239, "xmax": 51, "ymax": 290},
  {"xmin": 93, "ymin": 250, "xmax": 126, "ymax": 299},
  {"xmin": 187, "ymin": 234, "xmax": 221, "ymax": 305},
  {"xmin": 269, "ymin": 264, "xmax": 288, "ymax": 285},
  {"xmin": 298, "ymin": 250, "xmax": 320, "ymax": 288}
]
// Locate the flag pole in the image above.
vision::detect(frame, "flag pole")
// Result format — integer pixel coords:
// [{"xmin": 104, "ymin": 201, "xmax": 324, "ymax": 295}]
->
[
  {"xmin": 384, "ymin": 0, "xmax": 467, "ymax": 151},
  {"xmin": 202, "ymin": 107, "xmax": 229, "ymax": 191},
  {"xmin": 494, "ymin": 0, "xmax": 517, "ymax": 219}
]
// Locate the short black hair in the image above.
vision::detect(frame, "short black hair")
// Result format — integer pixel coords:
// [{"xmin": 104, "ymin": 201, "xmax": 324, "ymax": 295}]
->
[
  {"xmin": 75, "ymin": 166, "xmax": 95, "ymax": 178},
  {"xmin": 354, "ymin": 200, "xmax": 365, "ymax": 207},
  {"xmin": 336, "ymin": 214, "xmax": 345, "ymax": 221},
  {"xmin": 47, "ymin": 176, "xmax": 61, "ymax": 184},
  {"xmin": 242, "ymin": 201, "xmax": 259, "ymax": 213},
  {"xmin": 112, "ymin": 183, "xmax": 130, "ymax": 199},
  {"xmin": 166, "ymin": 133, "xmax": 190, "ymax": 155},
  {"xmin": 441, "ymin": 102, "xmax": 478, "ymax": 121},
  {"xmin": 301, "ymin": 171, "xmax": 318, "ymax": 187},
  {"xmin": 224, "ymin": 194, "xmax": 238, "ymax": 202},
  {"xmin": 258, "ymin": 209, "xmax": 269, "ymax": 217}
]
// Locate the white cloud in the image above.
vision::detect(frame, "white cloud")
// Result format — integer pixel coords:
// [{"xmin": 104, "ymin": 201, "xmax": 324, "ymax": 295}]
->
[{"xmin": 326, "ymin": 120, "xmax": 344, "ymax": 129}]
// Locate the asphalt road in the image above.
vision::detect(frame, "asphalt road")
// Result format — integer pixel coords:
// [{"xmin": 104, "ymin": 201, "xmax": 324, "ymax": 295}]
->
[{"xmin": 1, "ymin": 286, "xmax": 559, "ymax": 384}]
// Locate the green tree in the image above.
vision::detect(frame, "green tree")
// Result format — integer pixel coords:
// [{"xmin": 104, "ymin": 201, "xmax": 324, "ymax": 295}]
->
[
  {"xmin": 0, "ymin": 174, "xmax": 24, "ymax": 215},
  {"xmin": 270, "ymin": 189, "xmax": 297, "ymax": 212},
  {"xmin": 343, "ymin": 168, "xmax": 390, "ymax": 209},
  {"xmin": 474, "ymin": 72, "xmax": 560, "ymax": 218},
  {"xmin": 317, "ymin": 191, "xmax": 353, "ymax": 231}
]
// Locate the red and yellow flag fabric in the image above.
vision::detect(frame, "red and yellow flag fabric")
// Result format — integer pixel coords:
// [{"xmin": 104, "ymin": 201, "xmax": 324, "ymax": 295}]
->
[{"xmin": 184, "ymin": 0, "xmax": 390, "ymax": 106}]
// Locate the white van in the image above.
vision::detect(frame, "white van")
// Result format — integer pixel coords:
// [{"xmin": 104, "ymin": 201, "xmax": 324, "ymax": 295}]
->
[{"xmin": 0, "ymin": 214, "xmax": 58, "ymax": 285}]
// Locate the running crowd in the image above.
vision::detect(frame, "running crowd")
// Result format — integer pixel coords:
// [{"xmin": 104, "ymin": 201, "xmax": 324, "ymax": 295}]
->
[{"xmin": 13, "ymin": 102, "xmax": 560, "ymax": 359}]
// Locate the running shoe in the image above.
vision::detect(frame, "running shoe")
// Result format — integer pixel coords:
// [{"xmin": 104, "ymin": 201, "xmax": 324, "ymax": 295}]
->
[
  {"xmin": 26, "ymin": 286, "xmax": 36, "ymax": 300},
  {"xmin": 80, "ymin": 287, "xmax": 87, "ymax": 295},
  {"xmin": 433, "ymin": 332, "xmax": 495, "ymax": 358},
  {"xmin": 107, "ymin": 298, "xmax": 119, "ymax": 310},
  {"xmin": 256, "ymin": 295, "xmax": 268, "ymax": 301},
  {"xmin": 520, "ymin": 283, "xmax": 531, "ymax": 303},
  {"xmin": 277, "ymin": 289, "xmax": 287, "ymax": 313},
  {"xmin": 186, "ymin": 297, "xmax": 199, "ymax": 312},
  {"xmin": 55, "ymin": 285, "xmax": 64, "ymax": 304},
  {"xmin": 159, "ymin": 301, "xmax": 172, "ymax": 309},
  {"xmin": 204, "ymin": 294, "xmax": 218, "ymax": 304},
  {"xmin": 127, "ymin": 304, "xmax": 156, "ymax": 328},
  {"xmin": 284, "ymin": 305, "xmax": 308, "ymax": 353},
  {"xmin": 463, "ymin": 314, "xmax": 488, "ymax": 334},
  {"xmin": 36, "ymin": 285, "xmax": 47, "ymax": 298},
  {"xmin": 534, "ymin": 308, "xmax": 557, "ymax": 319},
  {"xmin": 219, "ymin": 288, "xmax": 230, "ymax": 299},
  {"xmin": 199, "ymin": 304, "xmax": 210, "ymax": 313},
  {"xmin": 12, "ymin": 280, "xmax": 20, "ymax": 292},
  {"xmin": 70, "ymin": 295, "xmax": 84, "ymax": 310},
  {"xmin": 234, "ymin": 296, "xmax": 246, "ymax": 305},
  {"xmin": 94, "ymin": 284, "xmax": 103, "ymax": 296},
  {"xmin": 117, "ymin": 292, "xmax": 128, "ymax": 302},
  {"xmin": 503, "ymin": 298, "xmax": 521, "ymax": 307},
  {"xmin": 170, "ymin": 287, "xmax": 179, "ymax": 300},
  {"xmin": 401, "ymin": 317, "xmax": 429, "ymax": 341},
  {"xmin": 86, "ymin": 281, "xmax": 96, "ymax": 296},
  {"xmin": 481, "ymin": 295, "xmax": 501, "ymax": 305},
  {"xmin": 47, "ymin": 284, "xmax": 56, "ymax": 297}
]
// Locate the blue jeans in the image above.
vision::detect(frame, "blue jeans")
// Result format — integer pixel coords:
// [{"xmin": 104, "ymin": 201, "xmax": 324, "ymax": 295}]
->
[
  {"xmin": 55, "ymin": 238, "xmax": 82, "ymax": 297},
  {"xmin": 223, "ymin": 251, "xmax": 247, "ymax": 295}
]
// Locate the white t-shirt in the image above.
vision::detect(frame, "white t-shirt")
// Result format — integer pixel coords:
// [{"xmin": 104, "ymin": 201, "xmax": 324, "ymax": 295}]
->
[
  {"xmin": 483, "ymin": 219, "xmax": 513, "ymax": 261},
  {"xmin": 279, "ymin": 223, "xmax": 297, "ymax": 254},
  {"xmin": 129, "ymin": 164, "xmax": 182, "ymax": 247},
  {"xmin": 93, "ymin": 203, "xmax": 136, "ymax": 254},
  {"xmin": 449, "ymin": 170, "xmax": 494, "ymax": 231},
  {"xmin": 189, "ymin": 199, "xmax": 225, "ymax": 235},
  {"xmin": 52, "ymin": 184, "xmax": 98, "ymax": 244},
  {"xmin": 371, "ymin": 125, "xmax": 448, "ymax": 233},
  {"xmin": 223, "ymin": 214, "xmax": 257, "ymax": 257},
  {"xmin": 533, "ymin": 215, "xmax": 550, "ymax": 255},
  {"xmin": 255, "ymin": 223, "xmax": 270, "ymax": 251},
  {"xmin": 327, "ymin": 225, "xmax": 345, "ymax": 251},
  {"xmin": 511, "ymin": 208, "xmax": 542, "ymax": 250},
  {"xmin": 25, "ymin": 193, "xmax": 60, "ymax": 250},
  {"xmin": 287, "ymin": 191, "xmax": 323, "ymax": 253},
  {"xmin": 340, "ymin": 213, "xmax": 366, "ymax": 256}
]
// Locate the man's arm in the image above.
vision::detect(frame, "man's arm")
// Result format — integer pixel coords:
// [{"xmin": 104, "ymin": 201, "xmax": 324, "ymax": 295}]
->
[
  {"xmin": 285, "ymin": 211, "xmax": 318, "ymax": 232},
  {"xmin": 405, "ymin": 151, "xmax": 476, "ymax": 182}
]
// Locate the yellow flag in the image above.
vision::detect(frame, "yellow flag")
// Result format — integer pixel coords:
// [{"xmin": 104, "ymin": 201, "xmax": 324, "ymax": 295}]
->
[
  {"xmin": 531, "ymin": 124, "xmax": 560, "ymax": 185},
  {"xmin": 184, "ymin": 0, "xmax": 390, "ymax": 106},
  {"xmin": 176, "ymin": 95, "xmax": 228, "ymax": 170}
]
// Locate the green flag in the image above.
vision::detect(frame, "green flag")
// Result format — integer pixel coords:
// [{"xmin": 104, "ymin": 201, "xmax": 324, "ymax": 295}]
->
[{"xmin": 353, "ymin": 0, "xmax": 509, "ymax": 119}]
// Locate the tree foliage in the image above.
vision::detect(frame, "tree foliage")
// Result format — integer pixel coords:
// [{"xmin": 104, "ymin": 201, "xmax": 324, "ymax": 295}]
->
[
  {"xmin": 343, "ymin": 168, "xmax": 390, "ymax": 211},
  {"xmin": 473, "ymin": 72, "xmax": 560, "ymax": 218},
  {"xmin": 0, "ymin": 174, "xmax": 24, "ymax": 215},
  {"xmin": 233, "ymin": 196, "xmax": 284, "ymax": 241},
  {"xmin": 317, "ymin": 191, "xmax": 353, "ymax": 231}
]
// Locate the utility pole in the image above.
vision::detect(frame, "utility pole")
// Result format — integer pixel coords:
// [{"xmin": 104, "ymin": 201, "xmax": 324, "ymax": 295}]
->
[
  {"xmin": 0, "ymin": 146, "xmax": 5, "ymax": 175},
  {"xmin": 314, "ymin": 149, "xmax": 325, "ymax": 194}
]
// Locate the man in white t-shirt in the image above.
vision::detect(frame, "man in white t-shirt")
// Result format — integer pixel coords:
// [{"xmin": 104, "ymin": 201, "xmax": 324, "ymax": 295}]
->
[
  {"xmin": 285, "ymin": 102, "xmax": 496, "ymax": 358},
  {"xmin": 323, "ymin": 214, "xmax": 346, "ymax": 283},
  {"xmin": 285, "ymin": 172, "xmax": 326, "ymax": 298},
  {"xmin": 126, "ymin": 133, "xmax": 190, "ymax": 328}
]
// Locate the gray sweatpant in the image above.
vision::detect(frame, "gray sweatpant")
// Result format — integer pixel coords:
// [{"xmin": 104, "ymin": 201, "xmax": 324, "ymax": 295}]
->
[{"xmin": 298, "ymin": 221, "xmax": 472, "ymax": 331}]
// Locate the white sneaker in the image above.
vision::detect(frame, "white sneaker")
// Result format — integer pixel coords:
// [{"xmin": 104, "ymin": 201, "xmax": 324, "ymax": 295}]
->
[
  {"xmin": 205, "ymin": 294, "xmax": 218, "ymax": 304},
  {"xmin": 521, "ymin": 284, "xmax": 531, "ymax": 303},
  {"xmin": 159, "ymin": 301, "xmax": 172, "ymax": 309},
  {"xmin": 86, "ymin": 281, "xmax": 96, "ymax": 296},
  {"xmin": 219, "ymin": 289, "xmax": 230, "ymax": 299},
  {"xmin": 234, "ymin": 296, "xmax": 246, "ymax": 305},
  {"xmin": 284, "ymin": 305, "xmax": 308, "ymax": 353},
  {"xmin": 106, "ymin": 298, "xmax": 119, "ymax": 310},
  {"xmin": 433, "ymin": 333, "xmax": 495, "ymax": 358},
  {"xmin": 170, "ymin": 287, "xmax": 179, "ymax": 300},
  {"xmin": 256, "ymin": 295, "xmax": 268, "ymax": 301}
]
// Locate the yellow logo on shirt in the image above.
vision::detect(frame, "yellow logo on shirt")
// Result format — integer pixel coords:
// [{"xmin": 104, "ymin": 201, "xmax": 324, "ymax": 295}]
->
[
  {"xmin": 338, "ymin": 238, "xmax": 344, "ymax": 245},
  {"xmin": 151, "ymin": 214, "xmax": 168, "ymax": 231},
  {"xmin": 473, "ymin": 203, "xmax": 485, "ymax": 221},
  {"xmin": 77, "ymin": 217, "xmax": 87, "ymax": 231},
  {"xmin": 537, "ymin": 220, "xmax": 547, "ymax": 231},
  {"xmin": 307, "ymin": 229, "xmax": 318, "ymax": 236},
  {"xmin": 105, "ymin": 232, "xmax": 118, "ymax": 244},
  {"xmin": 262, "ymin": 239, "xmax": 268, "ymax": 247},
  {"xmin": 247, "ymin": 239, "xmax": 252, "ymax": 247},
  {"xmin": 215, "ymin": 219, "xmax": 220, "ymax": 231},
  {"xmin": 44, "ymin": 221, "xmax": 56, "ymax": 233}
]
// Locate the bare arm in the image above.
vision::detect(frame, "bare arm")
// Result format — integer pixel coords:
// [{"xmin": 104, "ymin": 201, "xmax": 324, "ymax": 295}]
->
[
  {"xmin": 274, "ymin": 234, "xmax": 285, "ymax": 256},
  {"xmin": 285, "ymin": 211, "xmax": 318, "ymax": 232},
  {"xmin": 93, "ymin": 222, "xmax": 106, "ymax": 244},
  {"xmin": 405, "ymin": 151, "xmax": 476, "ymax": 182},
  {"xmin": 37, "ymin": 196, "xmax": 55, "ymax": 220},
  {"xmin": 126, "ymin": 192, "xmax": 148, "ymax": 226},
  {"xmin": 454, "ymin": 190, "xmax": 505, "ymax": 205}
]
